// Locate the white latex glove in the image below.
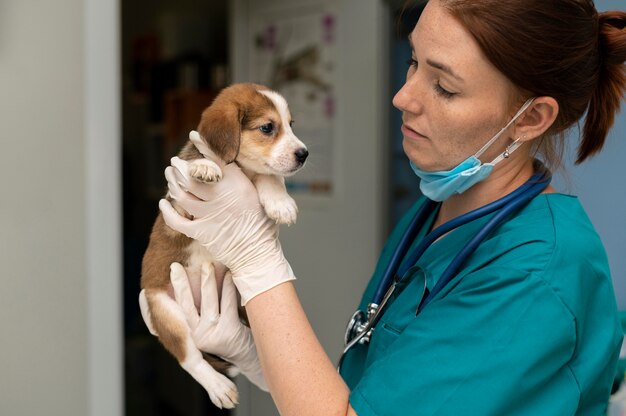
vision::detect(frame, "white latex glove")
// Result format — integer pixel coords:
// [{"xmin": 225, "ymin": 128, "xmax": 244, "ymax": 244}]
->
[
  {"xmin": 138, "ymin": 263, "xmax": 269, "ymax": 392},
  {"xmin": 172, "ymin": 262, "xmax": 269, "ymax": 392},
  {"xmin": 158, "ymin": 140, "xmax": 295, "ymax": 305}
]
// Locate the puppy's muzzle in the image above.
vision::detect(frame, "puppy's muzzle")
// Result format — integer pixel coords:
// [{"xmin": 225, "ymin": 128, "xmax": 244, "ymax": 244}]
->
[{"xmin": 295, "ymin": 148, "xmax": 309, "ymax": 165}]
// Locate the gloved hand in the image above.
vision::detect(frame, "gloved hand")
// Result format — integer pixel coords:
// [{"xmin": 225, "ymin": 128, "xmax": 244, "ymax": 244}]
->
[
  {"xmin": 158, "ymin": 134, "xmax": 295, "ymax": 305},
  {"xmin": 138, "ymin": 262, "xmax": 269, "ymax": 392}
]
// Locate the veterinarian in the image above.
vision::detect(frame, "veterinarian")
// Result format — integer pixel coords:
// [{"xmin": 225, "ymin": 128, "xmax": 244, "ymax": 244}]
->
[{"xmin": 154, "ymin": 0, "xmax": 626, "ymax": 414}]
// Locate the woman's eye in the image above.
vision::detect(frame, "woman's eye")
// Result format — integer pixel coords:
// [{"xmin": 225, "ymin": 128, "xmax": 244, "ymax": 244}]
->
[
  {"xmin": 406, "ymin": 58, "xmax": 418, "ymax": 68},
  {"xmin": 434, "ymin": 83, "xmax": 456, "ymax": 99},
  {"xmin": 259, "ymin": 123, "xmax": 274, "ymax": 134}
]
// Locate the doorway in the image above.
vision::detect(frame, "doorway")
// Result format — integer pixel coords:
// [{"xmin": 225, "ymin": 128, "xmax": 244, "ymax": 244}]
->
[{"xmin": 121, "ymin": 1, "xmax": 231, "ymax": 415}]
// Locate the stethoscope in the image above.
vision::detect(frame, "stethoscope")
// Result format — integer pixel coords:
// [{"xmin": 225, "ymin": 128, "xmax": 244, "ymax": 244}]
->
[{"xmin": 338, "ymin": 167, "xmax": 552, "ymax": 371}]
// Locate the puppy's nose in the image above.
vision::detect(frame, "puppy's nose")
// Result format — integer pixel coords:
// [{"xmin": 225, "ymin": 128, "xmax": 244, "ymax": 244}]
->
[{"xmin": 295, "ymin": 148, "xmax": 309, "ymax": 164}]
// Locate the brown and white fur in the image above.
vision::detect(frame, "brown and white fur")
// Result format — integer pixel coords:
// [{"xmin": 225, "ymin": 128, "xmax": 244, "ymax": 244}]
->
[{"xmin": 139, "ymin": 83, "xmax": 307, "ymax": 409}]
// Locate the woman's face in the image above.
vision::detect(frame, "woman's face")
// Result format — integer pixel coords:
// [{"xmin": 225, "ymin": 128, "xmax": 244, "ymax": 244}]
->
[{"xmin": 393, "ymin": 0, "xmax": 518, "ymax": 172}]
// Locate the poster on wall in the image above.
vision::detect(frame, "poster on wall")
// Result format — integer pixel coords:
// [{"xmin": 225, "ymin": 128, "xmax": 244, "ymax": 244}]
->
[{"xmin": 249, "ymin": 4, "xmax": 338, "ymax": 200}]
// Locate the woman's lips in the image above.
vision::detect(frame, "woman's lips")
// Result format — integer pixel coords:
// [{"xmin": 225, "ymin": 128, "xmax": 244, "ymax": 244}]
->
[{"xmin": 401, "ymin": 124, "xmax": 428, "ymax": 141}]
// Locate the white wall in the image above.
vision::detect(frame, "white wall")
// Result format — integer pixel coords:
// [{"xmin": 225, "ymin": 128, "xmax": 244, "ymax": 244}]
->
[
  {"xmin": 0, "ymin": 0, "xmax": 87, "ymax": 414},
  {"xmin": 0, "ymin": 0, "xmax": 122, "ymax": 415}
]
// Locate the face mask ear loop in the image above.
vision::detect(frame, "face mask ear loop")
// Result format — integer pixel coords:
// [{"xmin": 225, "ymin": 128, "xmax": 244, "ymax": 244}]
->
[
  {"xmin": 473, "ymin": 98, "xmax": 536, "ymax": 159},
  {"xmin": 489, "ymin": 136, "xmax": 524, "ymax": 165}
]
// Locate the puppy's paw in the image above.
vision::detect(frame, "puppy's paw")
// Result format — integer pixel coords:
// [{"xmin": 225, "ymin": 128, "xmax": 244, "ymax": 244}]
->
[
  {"xmin": 207, "ymin": 373, "xmax": 239, "ymax": 409},
  {"xmin": 226, "ymin": 366, "xmax": 241, "ymax": 378},
  {"xmin": 261, "ymin": 193, "xmax": 298, "ymax": 225},
  {"xmin": 188, "ymin": 159, "xmax": 222, "ymax": 183}
]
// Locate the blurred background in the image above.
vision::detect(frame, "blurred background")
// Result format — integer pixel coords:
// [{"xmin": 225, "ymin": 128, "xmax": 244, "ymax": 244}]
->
[{"xmin": 0, "ymin": 0, "xmax": 624, "ymax": 415}]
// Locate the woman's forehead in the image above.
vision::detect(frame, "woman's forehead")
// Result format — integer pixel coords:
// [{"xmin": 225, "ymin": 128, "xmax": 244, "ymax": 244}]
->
[
  {"xmin": 409, "ymin": 2, "xmax": 482, "ymax": 59},
  {"xmin": 411, "ymin": 0, "xmax": 493, "ymax": 81}
]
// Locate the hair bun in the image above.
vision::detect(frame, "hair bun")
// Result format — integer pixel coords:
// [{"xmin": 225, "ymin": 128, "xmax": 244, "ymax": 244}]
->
[{"xmin": 599, "ymin": 11, "xmax": 626, "ymax": 65}]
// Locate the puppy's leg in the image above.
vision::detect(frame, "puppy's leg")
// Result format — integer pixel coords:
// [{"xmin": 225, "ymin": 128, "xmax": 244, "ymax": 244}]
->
[
  {"xmin": 145, "ymin": 288, "xmax": 239, "ymax": 409},
  {"xmin": 254, "ymin": 174, "xmax": 298, "ymax": 225}
]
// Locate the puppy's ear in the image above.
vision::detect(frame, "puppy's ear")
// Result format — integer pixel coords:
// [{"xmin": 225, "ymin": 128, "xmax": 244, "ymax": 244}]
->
[{"xmin": 197, "ymin": 99, "xmax": 242, "ymax": 163}]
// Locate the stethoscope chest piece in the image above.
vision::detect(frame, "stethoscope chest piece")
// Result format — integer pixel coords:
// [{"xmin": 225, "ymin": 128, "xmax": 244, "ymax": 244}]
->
[
  {"xmin": 344, "ymin": 309, "xmax": 368, "ymax": 346},
  {"xmin": 338, "ymin": 284, "xmax": 397, "ymax": 371},
  {"xmin": 344, "ymin": 302, "xmax": 384, "ymax": 346}
]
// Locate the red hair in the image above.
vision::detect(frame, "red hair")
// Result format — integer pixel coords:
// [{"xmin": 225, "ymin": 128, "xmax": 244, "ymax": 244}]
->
[{"xmin": 439, "ymin": 0, "xmax": 626, "ymax": 164}]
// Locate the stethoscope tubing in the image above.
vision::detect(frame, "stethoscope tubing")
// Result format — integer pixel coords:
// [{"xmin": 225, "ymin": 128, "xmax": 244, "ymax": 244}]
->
[
  {"xmin": 373, "ymin": 170, "xmax": 550, "ymax": 305},
  {"xmin": 372, "ymin": 199, "xmax": 438, "ymax": 304}
]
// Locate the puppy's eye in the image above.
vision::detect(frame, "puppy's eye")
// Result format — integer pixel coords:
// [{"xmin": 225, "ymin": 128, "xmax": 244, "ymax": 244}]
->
[
  {"xmin": 290, "ymin": 120, "xmax": 295, "ymax": 127},
  {"xmin": 259, "ymin": 123, "xmax": 274, "ymax": 134}
]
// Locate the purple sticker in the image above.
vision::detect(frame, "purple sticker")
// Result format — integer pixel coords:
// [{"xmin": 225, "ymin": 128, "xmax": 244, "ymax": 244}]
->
[
  {"xmin": 324, "ymin": 95, "xmax": 335, "ymax": 118},
  {"xmin": 266, "ymin": 25, "xmax": 277, "ymax": 50},
  {"xmin": 322, "ymin": 14, "xmax": 335, "ymax": 44}
]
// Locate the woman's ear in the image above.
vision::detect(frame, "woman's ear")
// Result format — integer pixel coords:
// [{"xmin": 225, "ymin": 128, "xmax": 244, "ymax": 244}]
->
[
  {"xmin": 514, "ymin": 96, "xmax": 559, "ymax": 142},
  {"xmin": 197, "ymin": 99, "xmax": 242, "ymax": 163}
]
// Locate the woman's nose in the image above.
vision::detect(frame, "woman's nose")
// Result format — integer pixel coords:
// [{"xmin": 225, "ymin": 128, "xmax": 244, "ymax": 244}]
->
[{"xmin": 392, "ymin": 74, "xmax": 424, "ymax": 115}]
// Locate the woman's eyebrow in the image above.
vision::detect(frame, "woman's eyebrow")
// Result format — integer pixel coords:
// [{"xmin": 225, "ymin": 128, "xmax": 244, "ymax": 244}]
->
[
  {"xmin": 426, "ymin": 59, "xmax": 465, "ymax": 83},
  {"xmin": 407, "ymin": 34, "xmax": 465, "ymax": 83}
]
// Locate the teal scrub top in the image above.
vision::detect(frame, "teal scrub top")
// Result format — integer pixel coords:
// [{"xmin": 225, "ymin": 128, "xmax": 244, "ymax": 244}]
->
[{"xmin": 339, "ymin": 194, "xmax": 623, "ymax": 415}]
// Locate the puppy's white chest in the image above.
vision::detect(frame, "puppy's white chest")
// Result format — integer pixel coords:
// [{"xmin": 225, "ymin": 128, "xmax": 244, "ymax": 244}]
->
[
  {"xmin": 187, "ymin": 240, "xmax": 215, "ymax": 269},
  {"xmin": 185, "ymin": 241, "xmax": 226, "ymax": 306}
]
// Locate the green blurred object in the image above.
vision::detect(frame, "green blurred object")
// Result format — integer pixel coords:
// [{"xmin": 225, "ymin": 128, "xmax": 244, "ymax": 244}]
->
[{"xmin": 614, "ymin": 311, "xmax": 626, "ymax": 394}]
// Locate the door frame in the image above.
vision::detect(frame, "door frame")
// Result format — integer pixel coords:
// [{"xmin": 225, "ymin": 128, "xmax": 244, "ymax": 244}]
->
[{"xmin": 84, "ymin": 0, "xmax": 123, "ymax": 414}]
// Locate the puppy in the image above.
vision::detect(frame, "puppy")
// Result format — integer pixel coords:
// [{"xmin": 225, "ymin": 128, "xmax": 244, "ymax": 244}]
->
[{"xmin": 139, "ymin": 83, "xmax": 308, "ymax": 409}]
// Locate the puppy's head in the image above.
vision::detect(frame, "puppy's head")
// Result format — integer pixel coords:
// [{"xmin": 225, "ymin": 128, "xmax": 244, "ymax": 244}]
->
[{"xmin": 197, "ymin": 83, "xmax": 308, "ymax": 176}]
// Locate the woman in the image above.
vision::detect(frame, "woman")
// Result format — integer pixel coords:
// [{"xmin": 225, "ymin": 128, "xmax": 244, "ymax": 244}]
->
[{"xmin": 151, "ymin": 0, "xmax": 626, "ymax": 414}]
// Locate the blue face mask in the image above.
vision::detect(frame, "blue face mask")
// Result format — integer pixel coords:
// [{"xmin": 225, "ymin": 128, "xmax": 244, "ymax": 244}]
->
[{"xmin": 410, "ymin": 98, "xmax": 535, "ymax": 201}]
